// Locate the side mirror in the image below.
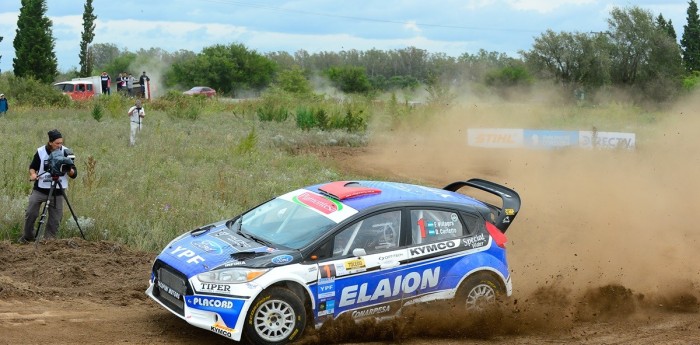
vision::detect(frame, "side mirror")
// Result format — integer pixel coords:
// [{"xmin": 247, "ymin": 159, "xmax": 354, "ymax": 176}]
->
[{"xmin": 352, "ymin": 248, "xmax": 367, "ymax": 257}]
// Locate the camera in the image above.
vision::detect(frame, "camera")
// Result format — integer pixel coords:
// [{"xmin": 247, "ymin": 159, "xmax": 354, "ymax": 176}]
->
[{"xmin": 45, "ymin": 148, "xmax": 76, "ymax": 177}]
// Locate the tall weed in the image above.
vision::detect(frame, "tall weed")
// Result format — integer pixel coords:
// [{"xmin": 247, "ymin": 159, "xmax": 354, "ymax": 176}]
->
[{"xmin": 1, "ymin": 107, "xmax": 350, "ymax": 251}]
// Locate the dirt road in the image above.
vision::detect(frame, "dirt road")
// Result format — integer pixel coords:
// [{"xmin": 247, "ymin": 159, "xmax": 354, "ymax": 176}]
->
[
  {"xmin": 0, "ymin": 237, "xmax": 698, "ymax": 345},
  {"xmin": 3, "ymin": 99, "xmax": 700, "ymax": 344}
]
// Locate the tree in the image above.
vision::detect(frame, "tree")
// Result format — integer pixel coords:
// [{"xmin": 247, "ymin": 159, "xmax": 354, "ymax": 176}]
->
[
  {"xmin": 521, "ymin": 30, "xmax": 611, "ymax": 89},
  {"xmin": 90, "ymin": 43, "xmax": 121, "ymax": 72},
  {"xmin": 78, "ymin": 0, "xmax": 96, "ymax": 77},
  {"xmin": 103, "ymin": 52, "xmax": 137, "ymax": 77},
  {"xmin": 656, "ymin": 14, "xmax": 677, "ymax": 40},
  {"xmin": 266, "ymin": 51, "xmax": 297, "ymax": 71},
  {"xmin": 13, "ymin": 0, "xmax": 58, "ymax": 83},
  {"xmin": 607, "ymin": 6, "xmax": 683, "ymax": 100},
  {"xmin": 484, "ymin": 64, "xmax": 533, "ymax": 88},
  {"xmin": 0, "ymin": 36, "xmax": 3, "ymax": 68},
  {"xmin": 167, "ymin": 43, "xmax": 276, "ymax": 95},
  {"xmin": 275, "ymin": 67, "xmax": 312, "ymax": 94},
  {"xmin": 458, "ymin": 49, "xmax": 513, "ymax": 83},
  {"xmin": 681, "ymin": 0, "xmax": 700, "ymax": 72},
  {"xmin": 325, "ymin": 66, "xmax": 371, "ymax": 93}
]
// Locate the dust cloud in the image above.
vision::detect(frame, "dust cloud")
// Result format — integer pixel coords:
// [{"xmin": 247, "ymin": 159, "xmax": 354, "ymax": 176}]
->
[{"xmin": 321, "ymin": 89, "xmax": 700, "ymax": 341}]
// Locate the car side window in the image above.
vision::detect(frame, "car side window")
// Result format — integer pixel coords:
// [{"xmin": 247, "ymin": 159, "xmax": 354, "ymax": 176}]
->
[
  {"xmin": 460, "ymin": 212, "xmax": 481, "ymax": 235},
  {"xmin": 410, "ymin": 209, "xmax": 464, "ymax": 245},
  {"xmin": 333, "ymin": 210, "xmax": 401, "ymax": 257}
]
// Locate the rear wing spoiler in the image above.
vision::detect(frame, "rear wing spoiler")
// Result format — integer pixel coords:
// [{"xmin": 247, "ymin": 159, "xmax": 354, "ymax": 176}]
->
[{"xmin": 443, "ymin": 178, "xmax": 521, "ymax": 233}]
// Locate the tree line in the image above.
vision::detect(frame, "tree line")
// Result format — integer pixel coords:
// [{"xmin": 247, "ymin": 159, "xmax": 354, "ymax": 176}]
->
[{"xmin": 7, "ymin": 0, "xmax": 700, "ymax": 104}]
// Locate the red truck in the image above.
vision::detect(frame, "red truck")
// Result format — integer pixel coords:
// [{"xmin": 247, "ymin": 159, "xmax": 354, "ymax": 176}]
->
[
  {"xmin": 53, "ymin": 77, "xmax": 102, "ymax": 101},
  {"xmin": 54, "ymin": 76, "xmax": 152, "ymax": 100}
]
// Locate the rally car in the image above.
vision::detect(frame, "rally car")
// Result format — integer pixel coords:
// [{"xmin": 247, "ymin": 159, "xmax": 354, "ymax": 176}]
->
[{"xmin": 146, "ymin": 178, "xmax": 521, "ymax": 344}]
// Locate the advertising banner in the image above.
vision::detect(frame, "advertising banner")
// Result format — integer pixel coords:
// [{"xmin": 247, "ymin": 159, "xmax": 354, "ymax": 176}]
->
[
  {"xmin": 523, "ymin": 130, "xmax": 579, "ymax": 149},
  {"xmin": 467, "ymin": 128, "xmax": 523, "ymax": 148},
  {"xmin": 578, "ymin": 131, "xmax": 636, "ymax": 149}
]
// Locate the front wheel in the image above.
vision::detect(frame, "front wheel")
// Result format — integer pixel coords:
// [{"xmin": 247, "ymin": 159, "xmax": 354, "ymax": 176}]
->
[
  {"xmin": 456, "ymin": 272, "xmax": 504, "ymax": 312},
  {"xmin": 244, "ymin": 287, "xmax": 306, "ymax": 345}
]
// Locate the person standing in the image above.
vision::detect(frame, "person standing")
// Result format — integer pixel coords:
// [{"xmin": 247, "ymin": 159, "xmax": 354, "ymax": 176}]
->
[
  {"xmin": 19, "ymin": 129, "xmax": 78, "ymax": 243},
  {"xmin": 100, "ymin": 71, "xmax": 111, "ymax": 95},
  {"xmin": 0, "ymin": 93, "xmax": 8, "ymax": 116},
  {"xmin": 121, "ymin": 72, "xmax": 129, "ymax": 95},
  {"xmin": 138, "ymin": 71, "xmax": 150, "ymax": 98},
  {"xmin": 128, "ymin": 100, "xmax": 145, "ymax": 146},
  {"xmin": 116, "ymin": 72, "xmax": 124, "ymax": 93},
  {"xmin": 126, "ymin": 73, "xmax": 135, "ymax": 97}
]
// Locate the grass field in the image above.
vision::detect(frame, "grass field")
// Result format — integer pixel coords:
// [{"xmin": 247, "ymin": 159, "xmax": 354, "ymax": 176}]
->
[
  {"xmin": 0, "ymin": 89, "xmax": 671, "ymax": 251},
  {"xmin": 0, "ymin": 96, "xmax": 376, "ymax": 251}
]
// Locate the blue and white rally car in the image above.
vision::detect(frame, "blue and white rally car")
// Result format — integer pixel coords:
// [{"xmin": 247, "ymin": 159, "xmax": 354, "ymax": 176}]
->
[{"xmin": 146, "ymin": 178, "xmax": 521, "ymax": 344}]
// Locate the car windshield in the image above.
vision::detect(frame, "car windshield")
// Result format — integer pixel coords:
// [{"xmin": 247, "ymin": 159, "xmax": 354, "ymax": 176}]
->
[{"xmin": 239, "ymin": 198, "xmax": 336, "ymax": 249}]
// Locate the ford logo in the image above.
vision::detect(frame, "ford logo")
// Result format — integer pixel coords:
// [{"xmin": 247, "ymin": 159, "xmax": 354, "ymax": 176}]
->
[
  {"xmin": 192, "ymin": 240, "xmax": 223, "ymax": 255},
  {"xmin": 271, "ymin": 254, "xmax": 293, "ymax": 265}
]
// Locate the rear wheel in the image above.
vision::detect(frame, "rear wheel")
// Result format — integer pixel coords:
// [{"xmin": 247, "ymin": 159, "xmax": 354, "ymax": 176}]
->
[
  {"xmin": 244, "ymin": 287, "xmax": 306, "ymax": 345},
  {"xmin": 457, "ymin": 273, "xmax": 504, "ymax": 311}
]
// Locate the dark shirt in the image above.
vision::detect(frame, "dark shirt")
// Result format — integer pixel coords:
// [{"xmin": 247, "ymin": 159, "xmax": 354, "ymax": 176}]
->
[
  {"xmin": 139, "ymin": 74, "xmax": 150, "ymax": 85},
  {"xmin": 30, "ymin": 145, "xmax": 78, "ymax": 196}
]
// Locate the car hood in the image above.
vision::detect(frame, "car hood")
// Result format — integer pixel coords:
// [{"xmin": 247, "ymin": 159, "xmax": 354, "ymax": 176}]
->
[{"xmin": 156, "ymin": 220, "xmax": 301, "ymax": 278}]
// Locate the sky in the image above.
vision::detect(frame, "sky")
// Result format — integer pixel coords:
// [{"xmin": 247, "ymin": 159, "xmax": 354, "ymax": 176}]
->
[{"xmin": 0, "ymin": 0, "xmax": 691, "ymax": 74}]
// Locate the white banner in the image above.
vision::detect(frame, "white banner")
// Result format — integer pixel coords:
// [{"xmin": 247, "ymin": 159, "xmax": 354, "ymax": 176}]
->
[
  {"xmin": 578, "ymin": 131, "xmax": 635, "ymax": 150},
  {"xmin": 467, "ymin": 128, "xmax": 524, "ymax": 148}
]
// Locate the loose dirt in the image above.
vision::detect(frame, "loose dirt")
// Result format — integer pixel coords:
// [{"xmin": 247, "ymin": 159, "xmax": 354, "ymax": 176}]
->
[{"xmin": 2, "ymin": 97, "xmax": 700, "ymax": 344}]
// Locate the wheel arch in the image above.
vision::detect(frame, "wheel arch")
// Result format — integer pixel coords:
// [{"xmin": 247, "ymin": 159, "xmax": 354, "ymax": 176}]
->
[
  {"xmin": 267, "ymin": 280, "xmax": 315, "ymax": 324},
  {"xmin": 456, "ymin": 268, "xmax": 508, "ymax": 295}
]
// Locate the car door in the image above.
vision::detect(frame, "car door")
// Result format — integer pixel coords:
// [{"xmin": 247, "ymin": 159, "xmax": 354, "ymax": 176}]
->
[
  {"xmin": 314, "ymin": 209, "xmax": 406, "ymax": 321},
  {"xmin": 398, "ymin": 208, "xmax": 476, "ymax": 304}
]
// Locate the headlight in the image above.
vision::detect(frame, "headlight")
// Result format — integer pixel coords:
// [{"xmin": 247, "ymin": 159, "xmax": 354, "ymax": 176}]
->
[{"xmin": 197, "ymin": 268, "xmax": 269, "ymax": 284}]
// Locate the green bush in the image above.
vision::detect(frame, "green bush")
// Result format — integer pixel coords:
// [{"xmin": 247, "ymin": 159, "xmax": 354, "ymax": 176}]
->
[
  {"xmin": 682, "ymin": 71, "xmax": 700, "ymax": 91},
  {"xmin": 151, "ymin": 90, "xmax": 203, "ymax": 120},
  {"xmin": 325, "ymin": 66, "xmax": 372, "ymax": 94},
  {"xmin": 235, "ymin": 127, "xmax": 257, "ymax": 154},
  {"xmin": 295, "ymin": 107, "xmax": 330, "ymax": 131},
  {"xmin": 295, "ymin": 107, "xmax": 316, "ymax": 130},
  {"xmin": 314, "ymin": 108, "xmax": 329, "ymax": 130},
  {"xmin": 342, "ymin": 108, "xmax": 367, "ymax": 132},
  {"xmin": 91, "ymin": 103, "xmax": 104, "ymax": 121},
  {"xmin": 172, "ymin": 103, "xmax": 201, "ymax": 120},
  {"xmin": 257, "ymin": 104, "xmax": 289, "ymax": 122},
  {"xmin": 93, "ymin": 94, "xmax": 132, "ymax": 118},
  {"xmin": 485, "ymin": 65, "xmax": 534, "ymax": 87},
  {"xmin": 1, "ymin": 75, "xmax": 71, "ymax": 107}
]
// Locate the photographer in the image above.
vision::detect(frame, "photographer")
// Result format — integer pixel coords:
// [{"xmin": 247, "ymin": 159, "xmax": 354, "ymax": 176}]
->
[
  {"xmin": 19, "ymin": 129, "xmax": 77, "ymax": 243},
  {"xmin": 128, "ymin": 100, "xmax": 145, "ymax": 146}
]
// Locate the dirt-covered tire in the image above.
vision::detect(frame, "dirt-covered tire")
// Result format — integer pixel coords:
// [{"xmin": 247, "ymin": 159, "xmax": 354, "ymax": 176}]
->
[
  {"xmin": 244, "ymin": 287, "xmax": 306, "ymax": 345},
  {"xmin": 456, "ymin": 272, "xmax": 504, "ymax": 312}
]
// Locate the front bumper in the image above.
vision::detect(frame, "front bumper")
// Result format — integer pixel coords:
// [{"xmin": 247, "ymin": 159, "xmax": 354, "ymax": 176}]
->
[{"xmin": 146, "ymin": 262, "xmax": 253, "ymax": 342}]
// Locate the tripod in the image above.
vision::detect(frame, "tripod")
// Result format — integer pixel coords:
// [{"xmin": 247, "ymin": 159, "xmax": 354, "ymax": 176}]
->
[{"xmin": 34, "ymin": 175, "xmax": 86, "ymax": 243}]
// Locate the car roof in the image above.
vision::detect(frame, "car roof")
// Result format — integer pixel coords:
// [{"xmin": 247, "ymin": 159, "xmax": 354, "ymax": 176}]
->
[
  {"xmin": 305, "ymin": 180, "xmax": 485, "ymax": 211},
  {"xmin": 54, "ymin": 81, "xmax": 91, "ymax": 85}
]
